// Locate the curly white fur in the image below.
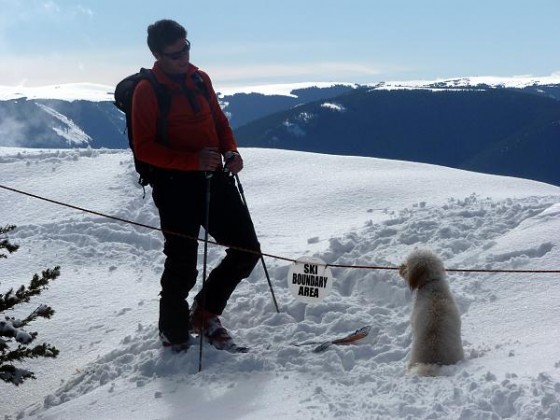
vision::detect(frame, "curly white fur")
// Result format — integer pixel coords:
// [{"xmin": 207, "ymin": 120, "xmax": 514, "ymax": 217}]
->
[{"xmin": 399, "ymin": 249, "xmax": 464, "ymax": 376}]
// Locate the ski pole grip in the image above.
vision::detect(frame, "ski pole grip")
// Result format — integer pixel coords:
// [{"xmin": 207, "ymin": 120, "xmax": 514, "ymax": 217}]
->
[{"xmin": 223, "ymin": 151, "xmax": 238, "ymax": 175}]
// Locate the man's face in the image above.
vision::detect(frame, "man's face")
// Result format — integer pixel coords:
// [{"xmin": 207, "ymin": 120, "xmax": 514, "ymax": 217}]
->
[{"xmin": 156, "ymin": 38, "xmax": 190, "ymax": 74}]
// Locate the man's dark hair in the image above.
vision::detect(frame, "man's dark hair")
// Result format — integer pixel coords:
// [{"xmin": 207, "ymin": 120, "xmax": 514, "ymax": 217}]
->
[{"xmin": 147, "ymin": 19, "xmax": 187, "ymax": 54}]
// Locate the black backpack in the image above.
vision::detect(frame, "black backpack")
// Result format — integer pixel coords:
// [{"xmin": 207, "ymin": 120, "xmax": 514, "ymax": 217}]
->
[{"xmin": 114, "ymin": 68, "xmax": 212, "ymax": 187}]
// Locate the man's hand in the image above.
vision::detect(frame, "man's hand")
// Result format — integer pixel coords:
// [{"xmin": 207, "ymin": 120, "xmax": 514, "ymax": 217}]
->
[
  {"xmin": 224, "ymin": 151, "xmax": 243, "ymax": 175},
  {"xmin": 199, "ymin": 147, "xmax": 221, "ymax": 171}
]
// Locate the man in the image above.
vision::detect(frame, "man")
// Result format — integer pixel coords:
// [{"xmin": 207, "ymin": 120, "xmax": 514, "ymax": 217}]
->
[{"xmin": 131, "ymin": 19, "xmax": 260, "ymax": 352}]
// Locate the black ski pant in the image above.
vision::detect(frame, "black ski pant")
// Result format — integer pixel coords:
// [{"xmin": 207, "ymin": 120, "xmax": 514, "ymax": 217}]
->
[{"xmin": 152, "ymin": 170, "xmax": 260, "ymax": 343}]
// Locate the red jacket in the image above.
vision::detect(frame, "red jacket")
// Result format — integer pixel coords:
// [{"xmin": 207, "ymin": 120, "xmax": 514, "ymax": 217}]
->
[{"xmin": 131, "ymin": 62, "xmax": 237, "ymax": 171}]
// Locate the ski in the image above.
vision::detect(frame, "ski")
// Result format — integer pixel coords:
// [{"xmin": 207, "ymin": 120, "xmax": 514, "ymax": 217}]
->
[
  {"xmin": 294, "ymin": 326, "xmax": 372, "ymax": 353},
  {"xmin": 220, "ymin": 343, "xmax": 249, "ymax": 354}
]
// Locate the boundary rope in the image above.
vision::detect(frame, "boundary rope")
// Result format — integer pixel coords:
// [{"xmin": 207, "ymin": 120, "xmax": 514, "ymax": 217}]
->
[{"xmin": 1, "ymin": 183, "xmax": 559, "ymax": 275}]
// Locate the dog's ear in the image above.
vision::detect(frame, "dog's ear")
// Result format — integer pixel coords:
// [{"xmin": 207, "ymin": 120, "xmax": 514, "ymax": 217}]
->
[
  {"xmin": 407, "ymin": 264, "xmax": 429, "ymax": 290},
  {"xmin": 398, "ymin": 263, "xmax": 408, "ymax": 280}
]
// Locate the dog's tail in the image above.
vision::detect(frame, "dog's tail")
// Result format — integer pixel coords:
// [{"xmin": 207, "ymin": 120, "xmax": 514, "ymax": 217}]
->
[{"xmin": 409, "ymin": 363, "xmax": 441, "ymax": 377}]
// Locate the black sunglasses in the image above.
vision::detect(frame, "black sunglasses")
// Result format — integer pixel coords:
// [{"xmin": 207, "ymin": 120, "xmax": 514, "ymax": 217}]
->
[{"xmin": 161, "ymin": 40, "xmax": 191, "ymax": 60}]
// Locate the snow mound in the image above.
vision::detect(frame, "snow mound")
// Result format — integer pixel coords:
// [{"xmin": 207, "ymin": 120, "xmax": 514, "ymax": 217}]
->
[{"xmin": 1, "ymin": 147, "xmax": 559, "ymax": 419}]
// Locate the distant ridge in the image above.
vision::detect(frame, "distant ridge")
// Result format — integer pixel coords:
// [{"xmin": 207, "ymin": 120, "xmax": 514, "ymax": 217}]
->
[
  {"xmin": 0, "ymin": 74, "xmax": 558, "ymax": 186},
  {"xmin": 0, "ymin": 83, "xmax": 114, "ymax": 102},
  {"xmin": 1, "ymin": 73, "xmax": 559, "ymax": 101},
  {"xmin": 369, "ymin": 74, "xmax": 560, "ymax": 91},
  {"xmin": 234, "ymin": 87, "xmax": 560, "ymax": 186}
]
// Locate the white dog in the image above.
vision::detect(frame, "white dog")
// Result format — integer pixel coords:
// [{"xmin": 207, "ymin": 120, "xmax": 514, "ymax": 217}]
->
[{"xmin": 399, "ymin": 249, "xmax": 464, "ymax": 376}]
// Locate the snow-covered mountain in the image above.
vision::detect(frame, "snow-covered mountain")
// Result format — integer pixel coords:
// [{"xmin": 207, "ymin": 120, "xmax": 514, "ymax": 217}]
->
[
  {"xmin": 1, "ymin": 74, "xmax": 558, "ymax": 143},
  {"xmin": 235, "ymin": 86, "xmax": 560, "ymax": 186},
  {"xmin": 0, "ymin": 98, "xmax": 124, "ymax": 148},
  {"xmin": 0, "ymin": 81, "xmax": 356, "ymax": 149},
  {"xmin": 1, "ymin": 146, "xmax": 560, "ymax": 419},
  {"xmin": 2, "ymin": 74, "xmax": 559, "ymax": 100},
  {"xmin": 0, "ymin": 74, "xmax": 559, "ymax": 184},
  {"xmin": 369, "ymin": 74, "xmax": 560, "ymax": 92}
]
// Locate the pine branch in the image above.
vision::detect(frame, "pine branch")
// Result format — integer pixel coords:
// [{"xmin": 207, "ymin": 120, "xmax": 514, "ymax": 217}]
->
[
  {"xmin": 1, "ymin": 343, "xmax": 59, "ymax": 363},
  {"xmin": 0, "ymin": 267, "xmax": 60, "ymax": 312},
  {"xmin": 26, "ymin": 304, "xmax": 56, "ymax": 322},
  {"xmin": 0, "ymin": 304, "xmax": 55, "ymax": 344},
  {"xmin": 0, "ymin": 317, "xmax": 38, "ymax": 343},
  {"xmin": 0, "ymin": 364, "xmax": 35, "ymax": 386},
  {"xmin": 0, "ymin": 225, "xmax": 16, "ymax": 235},
  {"xmin": 0, "ymin": 225, "xmax": 19, "ymax": 259},
  {"xmin": 0, "ymin": 240, "xmax": 19, "ymax": 259},
  {"xmin": 0, "ymin": 224, "xmax": 61, "ymax": 386}
]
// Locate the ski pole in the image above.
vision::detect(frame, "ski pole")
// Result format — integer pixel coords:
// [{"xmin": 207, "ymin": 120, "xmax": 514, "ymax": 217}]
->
[
  {"xmin": 233, "ymin": 173, "xmax": 280, "ymax": 313},
  {"xmin": 198, "ymin": 171, "xmax": 213, "ymax": 373}
]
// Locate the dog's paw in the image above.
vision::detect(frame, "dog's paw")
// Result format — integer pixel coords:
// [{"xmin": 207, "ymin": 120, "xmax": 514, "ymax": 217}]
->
[{"xmin": 409, "ymin": 363, "xmax": 440, "ymax": 377}]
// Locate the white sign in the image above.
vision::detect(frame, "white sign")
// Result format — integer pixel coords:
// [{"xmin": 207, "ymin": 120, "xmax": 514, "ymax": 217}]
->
[{"xmin": 287, "ymin": 257, "xmax": 333, "ymax": 304}]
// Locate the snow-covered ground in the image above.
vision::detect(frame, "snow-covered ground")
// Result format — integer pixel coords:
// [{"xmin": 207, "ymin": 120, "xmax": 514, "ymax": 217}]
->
[{"xmin": 1, "ymin": 147, "xmax": 560, "ymax": 419}]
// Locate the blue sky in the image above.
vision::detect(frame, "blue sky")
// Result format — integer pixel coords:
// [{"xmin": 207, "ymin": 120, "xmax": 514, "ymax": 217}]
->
[{"xmin": 0, "ymin": 0, "xmax": 559, "ymax": 88}]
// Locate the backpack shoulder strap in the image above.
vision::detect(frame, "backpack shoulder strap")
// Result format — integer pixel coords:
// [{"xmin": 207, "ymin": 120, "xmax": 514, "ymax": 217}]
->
[
  {"xmin": 191, "ymin": 71, "xmax": 218, "ymax": 126},
  {"xmin": 139, "ymin": 68, "xmax": 171, "ymax": 145},
  {"xmin": 192, "ymin": 71, "xmax": 212, "ymax": 103}
]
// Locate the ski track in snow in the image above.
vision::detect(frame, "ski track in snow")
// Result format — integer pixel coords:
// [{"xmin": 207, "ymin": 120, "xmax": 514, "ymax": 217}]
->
[{"xmin": 1, "ymin": 147, "xmax": 560, "ymax": 419}]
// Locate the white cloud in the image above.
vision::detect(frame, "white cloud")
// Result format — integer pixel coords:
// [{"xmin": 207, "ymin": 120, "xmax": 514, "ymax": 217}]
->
[
  {"xmin": 42, "ymin": 1, "xmax": 61, "ymax": 14},
  {"xmin": 0, "ymin": 48, "xmax": 147, "ymax": 86},
  {"xmin": 0, "ymin": 0, "xmax": 95, "ymax": 53},
  {"xmin": 205, "ymin": 61, "xmax": 406, "ymax": 86},
  {"xmin": 31, "ymin": 1, "xmax": 93, "ymax": 19},
  {"xmin": 195, "ymin": 38, "xmax": 414, "ymax": 85},
  {"xmin": 0, "ymin": 0, "xmax": 93, "ymax": 30},
  {"xmin": 0, "ymin": 45, "xmax": 409, "ymax": 87}
]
